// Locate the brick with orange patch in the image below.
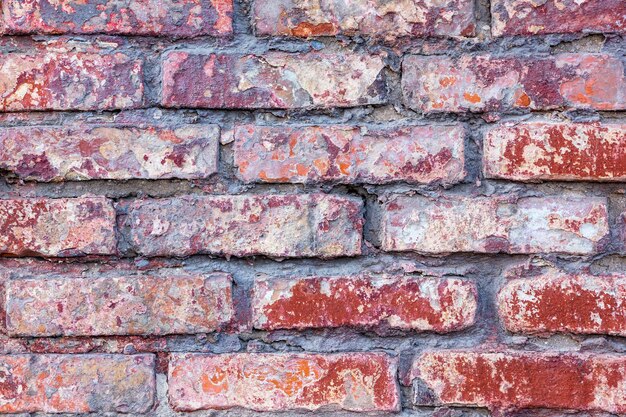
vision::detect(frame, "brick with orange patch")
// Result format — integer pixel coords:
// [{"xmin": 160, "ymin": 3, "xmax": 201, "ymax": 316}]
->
[
  {"xmin": 168, "ymin": 353, "xmax": 399, "ymax": 411},
  {"xmin": 402, "ymin": 54, "xmax": 626, "ymax": 112},
  {"xmin": 234, "ymin": 124, "xmax": 465, "ymax": 185}
]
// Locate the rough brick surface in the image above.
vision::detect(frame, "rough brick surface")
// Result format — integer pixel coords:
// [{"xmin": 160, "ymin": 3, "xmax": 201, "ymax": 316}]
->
[
  {"xmin": 499, "ymin": 271, "xmax": 626, "ymax": 336},
  {"xmin": 161, "ymin": 51, "xmax": 386, "ymax": 109},
  {"xmin": 168, "ymin": 353, "xmax": 399, "ymax": 411},
  {"xmin": 409, "ymin": 351, "xmax": 626, "ymax": 413},
  {"xmin": 0, "ymin": 354, "xmax": 154, "ymax": 413},
  {"xmin": 402, "ymin": 54, "xmax": 626, "ymax": 112},
  {"xmin": 0, "ymin": 124, "xmax": 219, "ymax": 181},
  {"xmin": 491, "ymin": 0, "xmax": 626, "ymax": 36},
  {"xmin": 0, "ymin": 198, "xmax": 117, "ymax": 256},
  {"xmin": 253, "ymin": 0, "xmax": 475, "ymax": 38},
  {"xmin": 1, "ymin": 0, "xmax": 233, "ymax": 36},
  {"xmin": 381, "ymin": 196, "xmax": 609, "ymax": 254},
  {"xmin": 484, "ymin": 122, "xmax": 626, "ymax": 182},
  {"xmin": 234, "ymin": 124, "xmax": 465, "ymax": 185},
  {"xmin": 127, "ymin": 194, "xmax": 363, "ymax": 258},
  {"xmin": 0, "ymin": 48, "xmax": 143, "ymax": 111},
  {"xmin": 253, "ymin": 275, "xmax": 477, "ymax": 332},
  {"xmin": 6, "ymin": 273, "xmax": 232, "ymax": 337}
]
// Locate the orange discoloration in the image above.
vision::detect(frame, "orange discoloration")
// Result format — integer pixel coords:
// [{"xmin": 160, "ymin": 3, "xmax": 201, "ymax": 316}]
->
[
  {"xmin": 463, "ymin": 92, "xmax": 481, "ymax": 103},
  {"xmin": 290, "ymin": 22, "xmax": 337, "ymax": 37}
]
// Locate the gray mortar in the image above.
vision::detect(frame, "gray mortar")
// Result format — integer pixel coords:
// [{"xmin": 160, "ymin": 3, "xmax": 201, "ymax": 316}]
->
[{"xmin": 0, "ymin": 0, "xmax": 625, "ymax": 416}]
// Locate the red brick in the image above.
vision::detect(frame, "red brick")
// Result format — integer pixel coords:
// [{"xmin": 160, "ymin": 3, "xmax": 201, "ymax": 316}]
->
[
  {"xmin": 168, "ymin": 352, "xmax": 399, "ymax": 411},
  {"xmin": 484, "ymin": 122, "xmax": 626, "ymax": 182},
  {"xmin": 402, "ymin": 54, "xmax": 626, "ymax": 112},
  {"xmin": 234, "ymin": 124, "xmax": 465, "ymax": 185},
  {"xmin": 409, "ymin": 351, "xmax": 626, "ymax": 413},
  {"xmin": 491, "ymin": 0, "xmax": 626, "ymax": 36},
  {"xmin": 0, "ymin": 48, "xmax": 143, "ymax": 111},
  {"xmin": 499, "ymin": 271, "xmax": 626, "ymax": 336},
  {"xmin": 127, "ymin": 194, "xmax": 363, "ymax": 258},
  {"xmin": 0, "ymin": 354, "xmax": 154, "ymax": 413},
  {"xmin": 253, "ymin": 0, "xmax": 475, "ymax": 38},
  {"xmin": 1, "ymin": 0, "xmax": 232, "ymax": 37},
  {"xmin": 161, "ymin": 51, "xmax": 386, "ymax": 109},
  {"xmin": 253, "ymin": 275, "xmax": 477, "ymax": 332},
  {"xmin": 0, "ymin": 124, "xmax": 219, "ymax": 181},
  {"xmin": 0, "ymin": 198, "xmax": 117, "ymax": 257},
  {"xmin": 381, "ymin": 196, "xmax": 608, "ymax": 255},
  {"xmin": 6, "ymin": 272, "xmax": 232, "ymax": 337}
]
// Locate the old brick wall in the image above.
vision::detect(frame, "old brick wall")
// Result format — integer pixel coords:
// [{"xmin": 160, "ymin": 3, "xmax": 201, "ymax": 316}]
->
[{"xmin": 0, "ymin": 0, "xmax": 625, "ymax": 416}]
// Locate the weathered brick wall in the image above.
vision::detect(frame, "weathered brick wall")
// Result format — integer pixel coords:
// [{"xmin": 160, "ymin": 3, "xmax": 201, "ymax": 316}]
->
[{"xmin": 0, "ymin": 0, "xmax": 624, "ymax": 416}]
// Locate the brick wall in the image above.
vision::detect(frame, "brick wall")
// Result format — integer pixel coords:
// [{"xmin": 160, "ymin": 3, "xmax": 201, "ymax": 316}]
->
[{"xmin": 0, "ymin": 1, "xmax": 625, "ymax": 416}]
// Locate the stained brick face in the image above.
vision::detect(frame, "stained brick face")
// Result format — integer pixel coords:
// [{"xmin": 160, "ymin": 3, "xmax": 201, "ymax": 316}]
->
[
  {"xmin": 0, "ymin": 0, "xmax": 624, "ymax": 415},
  {"xmin": 168, "ymin": 353, "xmax": 400, "ymax": 411}
]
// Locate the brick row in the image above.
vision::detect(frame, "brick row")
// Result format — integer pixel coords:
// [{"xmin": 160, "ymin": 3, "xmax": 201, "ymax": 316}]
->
[
  {"xmin": 1, "ymin": 48, "xmax": 624, "ymax": 113},
  {"xmin": 1, "ymin": 0, "xmax": 623, "ymax": 39}
]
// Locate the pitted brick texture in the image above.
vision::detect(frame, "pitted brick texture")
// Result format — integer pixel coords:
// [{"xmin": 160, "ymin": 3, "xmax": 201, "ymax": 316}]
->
[
  {"xmin": 499, "ymin": 271, "xmax": 626, "ymax": 336},
  {"xmin": 1, "ymin": 0, "xmax": 233, "ymax": 36},
  {"xmin": 0, "ymin": 1, "xmax": 625, "ymax": 416},
  {"xmin": 409, "ymin": 351, "xmax": 626, "ymax": 413},
  {"xmin": 127, "ymin": 194, "xmax": 363, "ymax": 258},
  {"xmin": 381, "ymin": 196, "xmax": 609, "ymax": 254},
  {"xmin": 0, "ymin": 47, "xmax": 143, "ymax": 111},
  {"xmin": 234, "ymin": 124, "xmax": 465, "ymax": 185},
  {"xmin": 0, "ymin": 354, "xmax": 155, "ymax": 413},
  {"xmin": 253, "ymin": 0, "xmax": 475, "ymax": 38},
  {"xmin": 168, "ymin": 353, "xmax": 400, "ymax": 411},
  {"xmin": 0, "ymin": 124, "xmax": 220, "ymax": 181},
  {"xmin": 6, "ymin": 273, "xmax": 233, "ymax": 336},
  {"xmin": 161, "ymin": 51, "xmax": 386, "ymax": 109},
  {"xmin": 0, "ymin": 198, "xmax": 117, "ymax": 256},
  {"xmin": 491, "ymin": 0, "xmax": 626, "ymax": 36},
  {"xmin": 253, "ymin": 275, "xmax": 477, "ymax": 331},
  {"xmin": 402, "ymin": 54, "xmax": 626, "ymax": 112},
  {"xmin": 484, "ymin": 122, "xmax": 626, "ymax": 182}
]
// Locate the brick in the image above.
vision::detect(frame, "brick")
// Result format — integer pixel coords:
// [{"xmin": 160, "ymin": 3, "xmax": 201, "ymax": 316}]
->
[
  {"xmin": 1, "ymin": 0, "xmax": 232, "ymax": 37},
  {"xmin": 499, "ymin": 271, "xmax": 626, "ymax": 336},
  {"xmin": 484, "ymin": 122, "xmax": 626, "ymax": 182},
  {"xmin": 253, "ymin": 275, "xmax": 477, "ymax": 332},
  {"xmin": 409, "ymin": 351, "xmax": 626, "ymax": 413},
  {"xmin": 0, "ymin": 354, "xmax": 154, "ymax": 413},
  {"xmin": 253, "ymin": 0, "xmax": 475, "ymax": 38},
  {"xmin": 0, "ymin": 198, "xmax": 117, "ymax": 257},
  {"xmin": 161, "ymin": 51, "xmax": 386, "ymax": 109},
  {"xmin": 381, "ymin": 196, "xmax": 608, "ymax": 255},
  {"xmin": 6, "ymin": 272, "xmax": 232, "ymax": 337},
  {"xmin": 127, "ymin": 194, "xmax": 363, "ymax": 258},
  {"xmin": 0, "ymin": 124, "xmax": 219, "ymax": 181},
  {"xmin": 168, "ymin": 353, "xmax": 399, "ymax": 411},
  {"xmin": 234, "ymin": 124, "xmax": 465, "ymax": 185},
  {"xmin": 491, "ymin": 0, "xmax": 626, "ymax": 36},
  {"xmin": 402, "ymin": 54, "xmax": 626, "ymax": 112},
  {"xmin": 0, "ymin": 49, "xmax": 143, "ymax": 111}
]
